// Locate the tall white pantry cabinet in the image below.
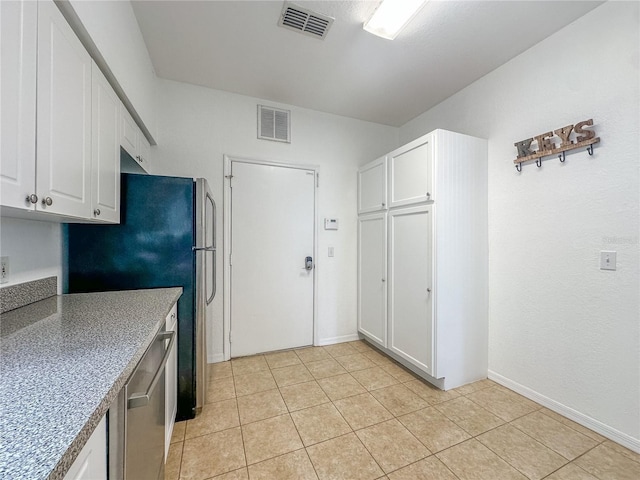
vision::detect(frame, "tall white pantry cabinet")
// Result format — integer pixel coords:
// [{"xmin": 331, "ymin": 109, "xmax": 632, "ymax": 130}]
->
[{"xmin": 357, "ymin": 129, "xmax": 488, "ymax": 390}]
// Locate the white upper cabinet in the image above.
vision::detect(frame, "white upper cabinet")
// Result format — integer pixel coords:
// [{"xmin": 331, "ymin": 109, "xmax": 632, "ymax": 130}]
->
[
  {"xmin": 121, "ymin": 107, "xmax": 151, "ymax": 173},
  {"xmin": 357, "ymin": 212, "xmax": 387, "ymax": 348},
  {"xmin": 91, "ymin": 63, "xmax": 120, "ymax": 223},
  {"xmin": 0, "ymin": 0, "xmax": 37, "ymax": 211},
  {"xmin": 1, "ymin": 0, "xmax": 123, "ymax": 223},
  {"xmin": 358, "ymin": 156, "xmax": 387, "ymax": 214},
  {"xmin": 388, "ymin": 134, "xmax": 434, "ymax": 208},
  {"xmin": 36, "ymin": 0, "xmax": 92, "ymax": 219}
]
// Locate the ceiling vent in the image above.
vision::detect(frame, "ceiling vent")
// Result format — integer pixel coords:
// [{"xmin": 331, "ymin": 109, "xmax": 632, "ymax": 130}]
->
[
  {"xmin": 278, "ymin": 2, "xmax": 334, "ymax": 39},
  {"xmin": 258, "ymin": 105, "xmax": 291, "ymax": 143}
]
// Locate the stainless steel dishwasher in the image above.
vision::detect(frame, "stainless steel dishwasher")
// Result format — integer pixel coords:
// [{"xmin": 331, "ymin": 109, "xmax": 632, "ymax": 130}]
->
[{"xmin": 123, "ymin": 325, "xmax": 176, "ymax": 480}]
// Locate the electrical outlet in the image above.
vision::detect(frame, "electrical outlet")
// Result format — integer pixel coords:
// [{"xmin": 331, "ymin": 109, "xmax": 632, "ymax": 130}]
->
[{"xmin": 0, "ymin": 256, "xmax": 9, "ymax": 284}]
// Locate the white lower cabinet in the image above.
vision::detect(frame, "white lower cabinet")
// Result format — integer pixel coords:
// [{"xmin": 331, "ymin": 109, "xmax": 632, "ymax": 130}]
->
[
  {"xmin": 165, "ymin": 303, "xmax": 178, "ymax": 461},
  {"xmin": 357, "ymin": 212, "xmax": 387, "ymax": 348},
  {"xmin": 357, "ymin": 129, "xmax": 488, "ymax": 390},
  {"xmin": 388, "ymin": 205, "xmax": 434, "ymax": 376},
  {"xmin": 63, "ymin": 416, "xmax": 107, "ymax": 480}
]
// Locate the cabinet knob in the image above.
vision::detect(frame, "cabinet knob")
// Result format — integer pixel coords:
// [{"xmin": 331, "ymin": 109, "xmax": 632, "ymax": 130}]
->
[
  {"xmin": 41, "ymin": 197, "xmax": 53, "ymax": 207},
  {"xmin": 426, "ymin": 192, "xmax": 431, "ymax": 198},
  {"xmin": 26, "ymin": 194, "xmax": 38, "ymax": 204},
  {"xmin": 381, "ymin": 202, "xmax": 385, "ymax": 207},
  {"xmin": 136, "ymin": 155, "xmax": 143, "ymax": 163},
  {"xmin": 427, "ymin": 288, "xmax": 432, "ymax": 293},
  {"xmin": 382, "ymin": 278, "xmax": 386, "ymax": 282},
  {"xmin": 94, "ymin": 209, "xmax": 101, "ymax": 216}
]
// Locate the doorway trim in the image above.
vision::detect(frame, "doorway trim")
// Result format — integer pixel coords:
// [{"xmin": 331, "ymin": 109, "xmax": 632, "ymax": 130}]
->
[{"xmin": 223, "ymin": 154, "xmax": 320, "ymax": 361}]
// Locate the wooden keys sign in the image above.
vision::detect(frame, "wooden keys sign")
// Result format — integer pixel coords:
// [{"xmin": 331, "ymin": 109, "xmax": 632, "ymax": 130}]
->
[{"xmin": 513, "ymin": 119, "xmax": 600, "ymax": 171}]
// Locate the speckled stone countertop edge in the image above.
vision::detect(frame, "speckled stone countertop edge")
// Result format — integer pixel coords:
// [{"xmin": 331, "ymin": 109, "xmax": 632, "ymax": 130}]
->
[
  {"xmin": 47, "ymin": 288, "xmax": 183, "ymax": 480},
  {"xmin": 0, "ymin": 287, "xmax": 183, "ymax": 480}
]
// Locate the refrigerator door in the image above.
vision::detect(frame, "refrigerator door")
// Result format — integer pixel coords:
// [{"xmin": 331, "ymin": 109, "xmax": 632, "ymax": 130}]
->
[
  {"xmin": 67, "ymin": 173, "xmax": 198, "ymax": 421},
  {"xmin": 194, "ymin": 178, "xmax": 216, "ymax": 412}
]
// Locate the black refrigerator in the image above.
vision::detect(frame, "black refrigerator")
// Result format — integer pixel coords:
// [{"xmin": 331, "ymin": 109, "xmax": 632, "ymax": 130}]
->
[{"xmin": 65, "ymin": 173, "xmax": 216, "ymax": 421}]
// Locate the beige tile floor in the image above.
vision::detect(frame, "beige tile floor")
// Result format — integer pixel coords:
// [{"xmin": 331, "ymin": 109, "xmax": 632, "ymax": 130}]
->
[{"xmin": 166, "ymin": 340, "xmax": 640, "ymax": 480}]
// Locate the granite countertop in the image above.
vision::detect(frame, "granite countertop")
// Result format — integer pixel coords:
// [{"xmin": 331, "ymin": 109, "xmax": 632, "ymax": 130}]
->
[{"xmin": 0, "ymin": 287, "xmax": 183, "ymax": 480}]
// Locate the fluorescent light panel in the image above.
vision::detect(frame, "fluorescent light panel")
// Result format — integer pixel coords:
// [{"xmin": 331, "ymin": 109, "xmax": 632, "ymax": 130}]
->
[{"xmin": 363, "ymin": 0, "xmax": 427, "ymax": 40}]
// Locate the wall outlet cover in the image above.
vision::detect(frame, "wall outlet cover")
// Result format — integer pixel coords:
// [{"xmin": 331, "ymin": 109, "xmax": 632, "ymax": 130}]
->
[{"xmin": 0, "ymin": 256, "xmax": 9, "ymax": 284}]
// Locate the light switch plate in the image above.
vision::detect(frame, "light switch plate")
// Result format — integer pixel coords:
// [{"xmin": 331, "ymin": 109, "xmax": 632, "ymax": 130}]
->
[{"xmin": 600, "ymin": 251, "xmax": 616, "ymax": 271}]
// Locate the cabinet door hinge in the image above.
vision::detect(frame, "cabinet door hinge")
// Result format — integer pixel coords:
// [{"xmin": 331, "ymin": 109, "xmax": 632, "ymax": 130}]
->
[
  {"xmin": 229, "ymin": 253, "xmax": 232, "ymax": 266},
  {"xmin": 316, "ymin": 173, "xmax": 319, "ymax": 188},
  {"xmin": 229, "ymin": 330, "xmax": 232, "ymax": 343}
]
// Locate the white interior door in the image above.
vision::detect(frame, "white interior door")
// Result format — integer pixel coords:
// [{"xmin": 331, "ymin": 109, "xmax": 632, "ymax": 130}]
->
[{"xmin": 230, "ymin": 161, "xmax": 315, "ymax": 357}]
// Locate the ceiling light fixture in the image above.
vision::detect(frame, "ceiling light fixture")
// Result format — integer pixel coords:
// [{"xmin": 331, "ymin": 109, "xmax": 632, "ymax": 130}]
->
[{"xmin": 363, "ymin": 0, "xmax": 427, "ymax": 40}]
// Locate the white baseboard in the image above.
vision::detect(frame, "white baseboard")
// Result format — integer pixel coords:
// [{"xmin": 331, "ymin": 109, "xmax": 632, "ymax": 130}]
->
[
  {"xmin": 208, "ymin": 352, "xmax": 225, "ymax": 363},
  {"xmin": 316, "ymin": 333, "xmax": 361, "ymax": 346},
  {"xmin": 488, "ymin": 370, "xmax": 640, "ymax": 454}
]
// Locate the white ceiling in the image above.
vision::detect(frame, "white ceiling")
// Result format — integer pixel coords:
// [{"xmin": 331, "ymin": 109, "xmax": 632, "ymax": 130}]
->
[{"xmin": 131, "ymin": 0, "xmax": 602, "ymax": 127}]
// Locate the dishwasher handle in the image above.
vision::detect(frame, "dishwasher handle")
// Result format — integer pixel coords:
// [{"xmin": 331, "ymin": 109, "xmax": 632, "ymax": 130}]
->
[{"xmin": 127, "ymin": 331, "xmax": 176, "ymax": 409}]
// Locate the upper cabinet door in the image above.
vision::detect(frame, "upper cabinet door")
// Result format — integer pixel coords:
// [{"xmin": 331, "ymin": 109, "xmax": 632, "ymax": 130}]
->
[
  {"xmin": 91, "ymin": 63, "xmax": 120, "ymax": 224},
  {"xmin": 358, "ymin": 156, "xmax": 387, "ymax": 214},
  {"xmin": 1, "ymin": 0, "xmax": 37, "ymax": 211},
  {"xmin": 120, "ymin": 107, "xmax": 137, "ymax": 159},
  {"xmin": 137, "ymin": 134, "xmax": 151, "ymax": 172},
  {"xmin": 388, "ymin": 134, "xmax": 434, "ymax": 208},
  {"xmin": 36, "ymin": 0, "xmax": 92, "ymax": 219}
]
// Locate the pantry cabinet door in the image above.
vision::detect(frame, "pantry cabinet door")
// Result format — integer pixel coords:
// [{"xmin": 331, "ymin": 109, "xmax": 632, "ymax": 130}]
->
[
  {"xmin": 358, "ymin": 156, "xmax": 386, "ymax": 214},
  {"xmin": 358, "ymin": 212, "xmax": 387, "ymax": 347},
  {"xmin": 388, "ymin": 134, "xmax": 434, "ymax": 208},
  {"xmin": 36, "ymin": 0, "xmax": 92, "ymax": 219},
  {"xmin": 91, "ymin": 63, "xmax": 120, "ymax": 223},
  {"xmin": 388, "ymin": 204, "xmax": 434, "ymax": 376},
  {"xmin": 0, "ymin": 0, "xmax": 37, "ymax": 211}
]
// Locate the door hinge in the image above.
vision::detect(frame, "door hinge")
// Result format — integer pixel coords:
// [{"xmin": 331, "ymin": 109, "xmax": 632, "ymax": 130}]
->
[
  {"xmin": 229, "ymin": 253, "xmax": 232, "ymax": 266},
  {"xmin": 316, "ymin": 173, "xmax": 319, "ymax": 188},
  {"xmin": 229, "ymin": 330, "xmax": 232, "ymax": 343}
]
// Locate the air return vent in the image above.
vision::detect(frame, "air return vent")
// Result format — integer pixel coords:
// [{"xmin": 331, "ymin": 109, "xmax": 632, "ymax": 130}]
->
[
  {"xmin": 278, "ymin": 2, "xmax": 334, "ymax": 39},
  {"xmin": 258, "ymin": 105, "xmax": 291, "ymax": 143}
]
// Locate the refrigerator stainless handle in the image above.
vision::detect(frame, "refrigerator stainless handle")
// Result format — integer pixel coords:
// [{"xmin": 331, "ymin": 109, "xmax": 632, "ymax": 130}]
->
[
  {"xmin": 127, "ymin": 331, "xmax": 175, "ymax": 409},
  {"xmin": 211, "ymin": 197, "xmax": 216, "ymax": 304},
  {"xmin": 210, "ymin": 250, "xmax": 216, "ymax": 305},
  {"xmin": 193, "ymin": 246, "xmax": 216, "ymax": 251}
]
